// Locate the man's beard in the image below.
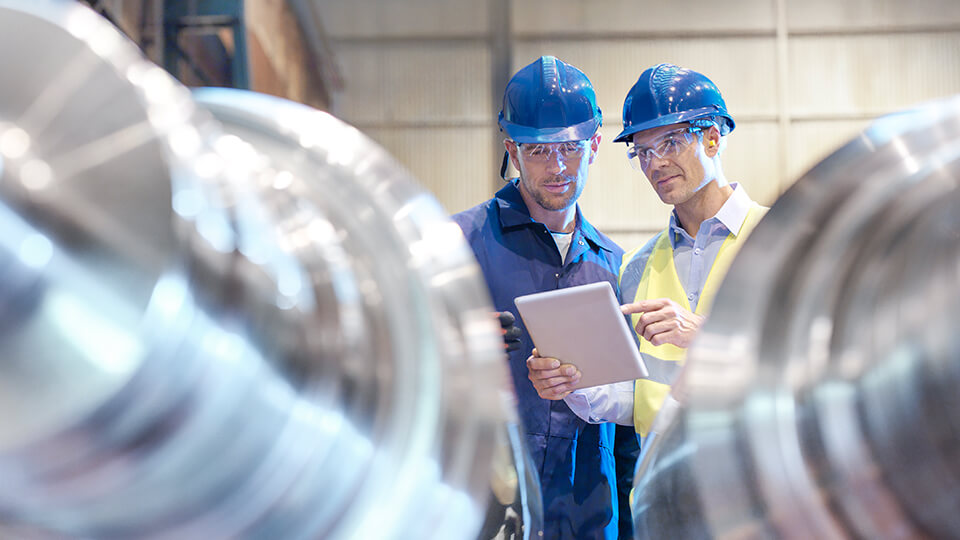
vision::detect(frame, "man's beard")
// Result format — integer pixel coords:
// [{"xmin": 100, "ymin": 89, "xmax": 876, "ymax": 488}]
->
[{"xmin": 529, "ymin": 175, "xmax": 581, "ymax": 211}]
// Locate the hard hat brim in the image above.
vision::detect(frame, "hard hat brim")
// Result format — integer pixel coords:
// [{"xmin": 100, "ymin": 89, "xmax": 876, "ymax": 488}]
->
[
  {"xmin": 500, "ymin": 115, "xmax": 601, "ymax": 144},
  {"xmin": 614, "ymin": 107, "xmax": 735, "ymax": 143}
]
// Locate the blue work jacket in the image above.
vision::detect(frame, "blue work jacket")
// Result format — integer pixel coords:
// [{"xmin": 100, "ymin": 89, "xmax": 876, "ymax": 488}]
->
[{"xmin": 453, "ymin": 180, "xmax": 627, "ymax": 540}]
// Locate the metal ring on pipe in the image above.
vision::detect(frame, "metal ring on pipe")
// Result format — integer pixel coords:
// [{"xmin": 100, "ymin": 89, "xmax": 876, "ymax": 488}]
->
[
  {"xmin": 632, "ymin": 95, "xmax": 960, "ymax": 539},
  {"xmin": 0, "ymin": 2, "xmax": 516, "ymax": 538}
]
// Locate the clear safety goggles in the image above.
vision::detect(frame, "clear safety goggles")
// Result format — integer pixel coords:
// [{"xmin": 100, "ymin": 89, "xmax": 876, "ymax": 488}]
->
[
  {"xmin": 626, "ymin": 127, "xmax": 702, "ymax": 170},
  {"xmin": 515, "ymin": 140, "xmax": 591, "ymax": 162}
]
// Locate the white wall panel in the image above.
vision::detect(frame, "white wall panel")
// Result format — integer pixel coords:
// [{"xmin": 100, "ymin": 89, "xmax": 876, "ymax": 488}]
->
[
  {"xmin": 789, "ymin": 33, "xmax": 960, "ymax": 116},
  {"xmin": 319, "ymin": 0, "xmax": 489, "ymax": 38},
  {"xmin": 578, "ymin": 125, "xmax": 669, "ymax": 234},
  {"xmin": 606, "ymin": 231, "xmax": 658, "ymax": 254},
  {"xmin": 513, "ymin": 37, "xmax": 779, "ymax": 121},
  {"xmin": 719, "ymin": 121, "xmax": 781, "ymax": 206},
  {"xmin": 336, "ymin": 43, "xmax": 493, "ymax": 124},
  {"xmin": 512, "ymin": 0, "xmax": 774, "ymax": 35},
  {"xmin": 364, "ymin": 127, "xmax": 495, "ymax": 214},
  {"xmin": 787, "ymin": 120, "xmax": 872, "ymax": 182},
  {"xmin": 320, "ymin": 0, "xmax": 960, "ymax": 240},
  {"xmin": 334, "ymin": 45, "xmax": 388, "ymax": 123},
  {"xmin": 787, "ymin": 0, "xmax": 960, "ymax": 31}
]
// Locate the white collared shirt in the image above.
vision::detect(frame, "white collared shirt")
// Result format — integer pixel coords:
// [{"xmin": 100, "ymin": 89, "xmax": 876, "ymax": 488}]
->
[
  {"xmin": 669, "ymin": 183, "xmax": 752, "ymax": 311},
  {"xmin": 563, "ymin": 183, "xmax": 755, "ymax": 426}
]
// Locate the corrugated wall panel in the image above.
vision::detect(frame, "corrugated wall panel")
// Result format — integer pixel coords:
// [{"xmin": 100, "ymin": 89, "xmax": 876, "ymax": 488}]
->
[
  {"xmin": 321, "ymin": 0, "xmax": 490, "ymax": 38},
  {"xmin": 337, "ymin": 43, "xmax": 493, "ymax": 125},
  {"xmin": 607, "ymin": 231, "xmax": 659, "ymax": 254},
  {"xmin": 718, "ymin": 121, "xmax": 781, "ymax": 206},
  {"xmin": 334, "ymin": 45, "xmax": 389, "ymax": 123},
  {"xmin": 512, "ymin": 0, "xmax": 775, "ymax": 34},
  {"xmin": 578, "ymin": 125, "xmax": 668, "ymax": 234},
  {"xmin": 365, "ymin": 127, "xmax": 495, "ymax": 214},
  {"xmin": 317, "ymin": 0, "xmax": 960, "ymax": 243},
  {"xmin": 787, "ymin": 0, "xmax": 960, "ymax": 31},
  {"xmin": 789, "ymin": 33, "xmax": 960, "ymax": 116},
  {"xmin": 382, "ymin": 44, "xmax": 493, "ymax": 123},
  {"xmin": 787, "ymin": 120, "xmax": 872, "ymax": 181}
]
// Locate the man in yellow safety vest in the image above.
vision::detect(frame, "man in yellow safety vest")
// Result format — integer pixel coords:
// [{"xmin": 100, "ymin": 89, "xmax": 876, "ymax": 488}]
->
[{"xmin": 526, "ymin": 63, "xmax": 768, "ymax": 445}]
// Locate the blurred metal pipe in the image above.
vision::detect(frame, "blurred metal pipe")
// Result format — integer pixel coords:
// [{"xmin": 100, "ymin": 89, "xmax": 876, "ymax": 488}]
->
[
  {"xmin": 191, "ymin": 87, "xmax": 543, "ymax": 540},
  {"xmin": 0, "ymin": 2, "xmax": 516, "ymax": 539},
  {"xmin": 632, "ymin": 96, "xmax": 960, "ymax": 539}
]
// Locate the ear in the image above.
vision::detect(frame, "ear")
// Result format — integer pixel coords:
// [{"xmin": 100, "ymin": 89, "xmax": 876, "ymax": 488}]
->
[
  {"xmin": 504, "ymin": 139, "xmax": 521, "ymax": 171},
  {"xmin": 588, "ymin": 132, "xmax": 602, "ymax": 165},
  {"xmin": 703, "ymin": 126, "xmax": 721, "ymax": 158}
]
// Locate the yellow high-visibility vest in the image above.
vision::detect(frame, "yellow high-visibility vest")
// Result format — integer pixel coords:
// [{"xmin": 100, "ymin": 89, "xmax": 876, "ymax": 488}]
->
[{"xmin": 621, "ymin": 203, "xmax": 766, "ymax": 436}]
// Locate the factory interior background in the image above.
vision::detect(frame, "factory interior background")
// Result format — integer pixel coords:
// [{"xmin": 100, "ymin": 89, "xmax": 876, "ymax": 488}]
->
[
  {"xmin": 2, "ymin": 2, "xmax": 959, "ymax": 539},
  {"xmin": 87, "ymin": 0, "xmax": 960, "ymax": 248}
]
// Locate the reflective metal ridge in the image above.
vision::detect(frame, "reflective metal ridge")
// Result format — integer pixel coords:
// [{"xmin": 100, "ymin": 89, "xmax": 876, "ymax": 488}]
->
[
  {"xmin": 633, "ymin": 95, "xmax": 960, "ymax": 539},
  {"xmin": 0, "ymin": 2, "xmax": 524, "ymax": 538}
]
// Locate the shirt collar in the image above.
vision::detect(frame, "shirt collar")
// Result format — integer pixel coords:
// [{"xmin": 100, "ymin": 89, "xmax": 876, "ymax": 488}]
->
[
  {"xmin": 495, "ymin": 179, "xmax": 616, "ymax": 253},
  {"xmin": 668, "ymin": 183, "xmax": 751, "ymax": 246},
  {"xmin": 714, "ymin": 183, "xmax": 752, "ymax": 236},
  {"xmin": 494, "ymin": 180, "xmax": 533, "ymax": 228}
]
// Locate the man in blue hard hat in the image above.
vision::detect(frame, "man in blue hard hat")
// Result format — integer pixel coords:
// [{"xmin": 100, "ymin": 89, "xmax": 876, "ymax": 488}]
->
[
  {"xmin": 453, "ymin": 56, "xmax": 639, "ymax": 540},
  {"xmin": 527, "ymin": 64, "xmax": 768, "ymax": 447}
]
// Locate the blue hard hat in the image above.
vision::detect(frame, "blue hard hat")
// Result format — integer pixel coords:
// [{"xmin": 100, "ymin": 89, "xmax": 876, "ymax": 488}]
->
[
  {"xmin": 614, "ymin": 63, "xmax": 735, "ymax": 144},
  {"xmin": 498, "ymin": 56, "xmax": 602, "ymax": 144}
]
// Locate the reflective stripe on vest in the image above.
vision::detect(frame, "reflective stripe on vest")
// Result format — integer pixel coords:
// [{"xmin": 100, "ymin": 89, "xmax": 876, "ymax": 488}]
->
[{"xmin": 621, "ymin": 203, "xmax": 766, "ymax": 436}]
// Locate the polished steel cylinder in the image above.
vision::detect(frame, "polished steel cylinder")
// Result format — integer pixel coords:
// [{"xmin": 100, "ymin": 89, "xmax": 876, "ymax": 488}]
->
[
  {"xmin": 632, "ymin": 96, "xmax": 960, "ymax": 539},
  {"xmin": 0, "ymin": 2, "xmax": 518, "ymax": 539},
  {"xmin": 191, "ymin": 87, "xmax": 542, "ymax": 540}
]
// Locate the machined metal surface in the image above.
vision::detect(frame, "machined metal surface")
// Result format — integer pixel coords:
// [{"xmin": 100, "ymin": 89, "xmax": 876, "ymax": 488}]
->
[
  {"xmin": 633, "ymin": 96, "xmax": 960, "ymax": 539},
  {"xmin": 0, "ymin": 2, "xmax": 521, "ymax": 539},
  {"xmin": 190, "ymin": 87, "xmax": 542, "ymax": 539}
]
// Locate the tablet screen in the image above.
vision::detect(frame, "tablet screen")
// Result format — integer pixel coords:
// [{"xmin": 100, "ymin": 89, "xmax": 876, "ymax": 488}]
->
[{"xmin": 515, "ymin": 281, "xmax": 648, "ymax": 389}]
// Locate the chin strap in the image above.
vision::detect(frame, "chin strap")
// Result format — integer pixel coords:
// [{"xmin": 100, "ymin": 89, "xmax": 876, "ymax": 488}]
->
[{"xmin": 500, "ymin": 150, "xmax": 510, "ymax": 181}]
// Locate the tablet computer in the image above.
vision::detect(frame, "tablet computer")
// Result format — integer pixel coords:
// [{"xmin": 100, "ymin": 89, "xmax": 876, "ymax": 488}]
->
[{"xmin": 514, "ymin": 281, "xmax": 648, "ymax": 390}]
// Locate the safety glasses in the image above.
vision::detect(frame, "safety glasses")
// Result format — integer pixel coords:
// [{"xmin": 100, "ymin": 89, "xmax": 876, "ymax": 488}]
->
[
  {"xmin": 514, "ymin": 140, "xmax": 591, "ymax": 162},
  {"xmin": 626, "ymin": 127, "xmax": 702, "ymax": 170}
]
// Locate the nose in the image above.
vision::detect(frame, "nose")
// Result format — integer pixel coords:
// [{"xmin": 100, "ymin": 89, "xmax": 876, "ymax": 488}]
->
[{"xmin": 545, "ymin": 152, "xmax": 566, "ymax": 173}]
